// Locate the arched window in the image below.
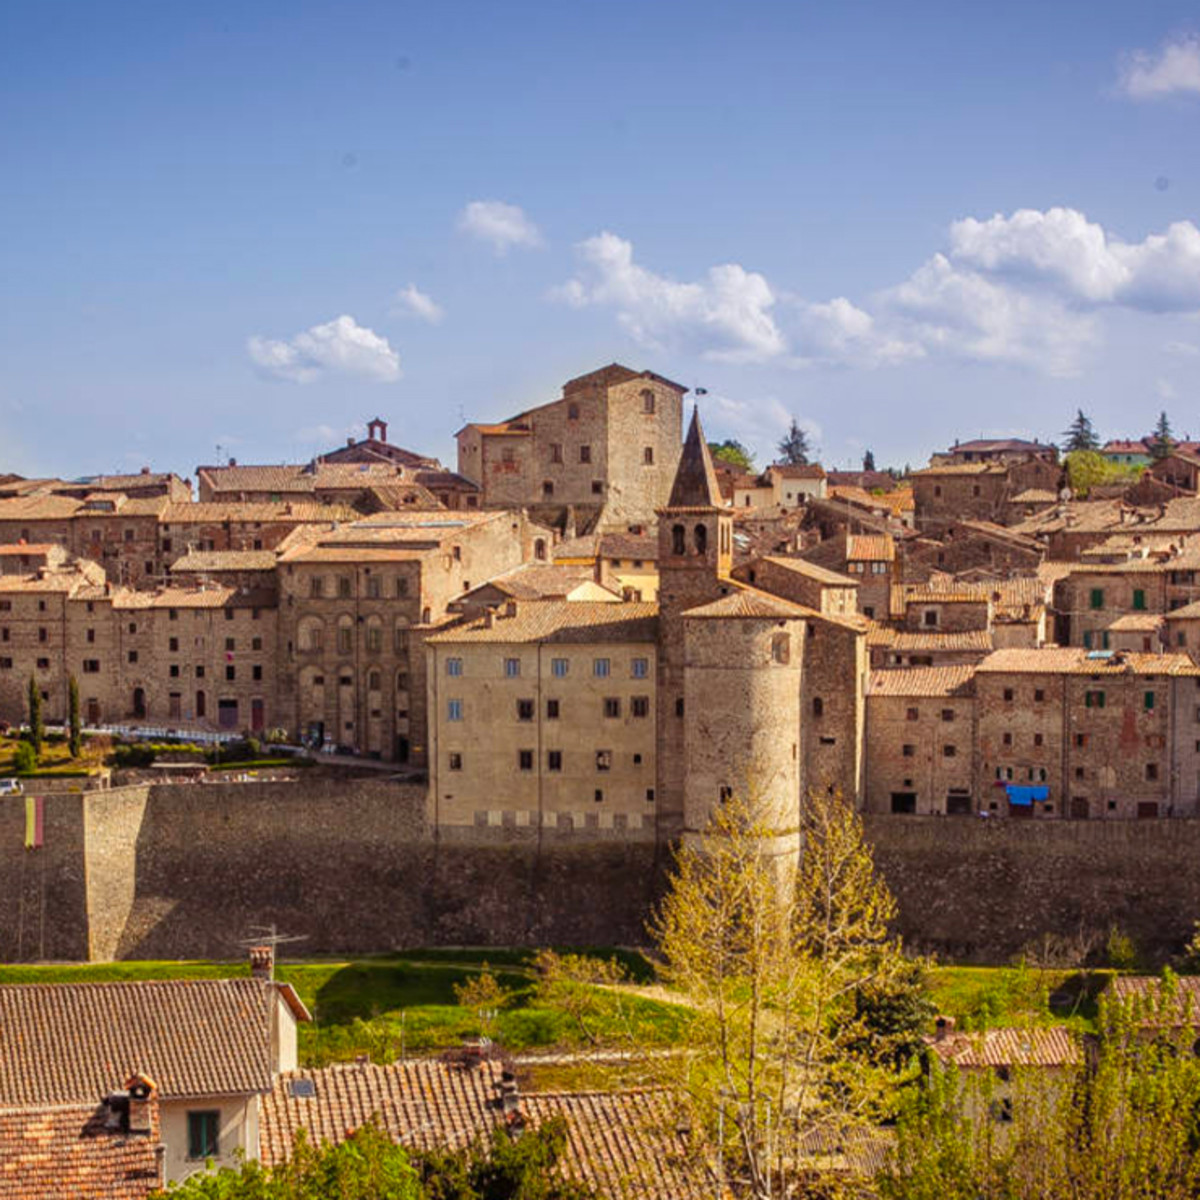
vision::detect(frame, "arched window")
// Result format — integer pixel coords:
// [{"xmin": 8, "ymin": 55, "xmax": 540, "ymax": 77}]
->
[
  {"xmin": 367, "ymin": 669, "xmax": 382, "ymax": 692},
  {"xmin": 694, "ymin": 524, "xmax": 708, "ymax": 555},
  {"xmin": 298, "ymin": 616, "xmax": 324, "ymax": 653},
  {"xmin": 772, "ymin": 633, "xmax": 791, "ymax": 665},
  {"xmin": 422, "ymin": 607, "xmax": 432, "ymax": 624},
  {"xmin": 534, "ymin": 538, "xmax": 546, "ymax": 561},
  {"xmin": 812, "ymin": 696, "xmax": 824, "ymax": 717},
  {"xmin": 672, "ymin": 524, "xmax": 686, "ymax": 555},
  {"xmin": 641, "ymin": 388, "xmax": 655, "ymax": 414},
  {"xmin": 365, "ymin": 615, "xmax": 383, "ymax": 655},
  {"xmin": 336, "ymin": 614, "xmax": 353, "ymax": 656},
  {"xmin": 394, "ymin": 618, "xmax": 409, "ymax": 653}
]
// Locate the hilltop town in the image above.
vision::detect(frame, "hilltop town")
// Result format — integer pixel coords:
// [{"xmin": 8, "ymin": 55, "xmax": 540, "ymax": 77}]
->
[{"xmin": 2, "ymin": 365, "xmax": 1200, "ymax": 832}]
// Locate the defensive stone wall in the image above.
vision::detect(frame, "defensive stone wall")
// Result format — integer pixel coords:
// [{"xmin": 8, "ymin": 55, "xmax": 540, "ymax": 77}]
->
[{"xmin": 4, "ymin": 783, "xmax": 1200, "ymax": 963}]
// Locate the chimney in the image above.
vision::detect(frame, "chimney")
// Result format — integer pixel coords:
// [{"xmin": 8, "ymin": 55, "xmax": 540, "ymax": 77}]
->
[
  {"xmin": 504, "ymin": 600, "xmax": 518, "ymax": 618},
  {"xmin": 141, "ymin": 466, "xmax": 150, "ymax": 475},
  {"xmin": 482, "ymin": 609, "xmax": 495, "ymax": 628},
  {"xmin": 125, "ymin": 1072, "xmax": 156, "ymax": 1136},
  {"xmin": 347, "ymin": 437, "xmax": 355, "ymax": 447},
  {"xmin": 249, "ymin": 944, "xmax": 274, "ymax": 981},
  {"xmin": 229, "ymin": 457, "xmax": 237, "ymax": 467}
]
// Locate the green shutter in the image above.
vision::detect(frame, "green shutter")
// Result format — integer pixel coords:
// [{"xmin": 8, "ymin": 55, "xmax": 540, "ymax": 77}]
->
[
  {"xmin": 1145, "ymin": 691, "xmax": 1155, "ymax": 710},
  {"xmin": 1090, "ymin": 588, "xmax": 1104, "ymax": 610},
  {"xmin": 1083, "ymin": 631, "xmax": 1093, "ymax": 649},
  {"xmin": 1133, "ymin": 589, "xmax": 1146, "ymax": 611}
]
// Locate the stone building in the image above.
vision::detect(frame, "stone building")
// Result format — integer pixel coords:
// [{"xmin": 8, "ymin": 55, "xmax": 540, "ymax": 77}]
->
[
  {"xmin": 730, "ymin": 463, "xmax": 828, "ymax": 509},
  {"xmin": 911, "ymin": 458, "xmax": 1061, "ymax": 535},
  {"xmin": 933, "ymin": 437, "xmax": 1059, "ymax": 466},
  {"xmin": 456, "ymin": 364, "xmax": 686, "ymax": 529}
]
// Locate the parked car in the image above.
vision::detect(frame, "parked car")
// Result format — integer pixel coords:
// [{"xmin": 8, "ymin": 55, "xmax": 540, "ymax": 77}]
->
[{"xmin": 0, "ymin": 779, "xmax": 23, "ymax": 795}]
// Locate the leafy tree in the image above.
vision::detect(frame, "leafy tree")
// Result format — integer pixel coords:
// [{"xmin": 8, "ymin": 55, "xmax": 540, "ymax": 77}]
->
[
  {"xmin": 68, "ymin": 675, "xmax": 82, "ymax": 759},
  {"xmin": 863, "ymin": 449, "xmax": 876, "ymax": 472},
  {"xmin": 1061, "ymin": 409, "xmax": 1100, "ymax": 453},
  {"xmin": 532, "ymin": 949, "xmax": 629, "ymax": 1047},
  {"xmin": 12, "ymin": 741, "xmax": 36, "ymax": 775},
  {"xmin": 26, "ymin": 675, "xmax": 42, "ymax": 757},
  {"xmin": 453, "ymin": 964, "xmax": 513, "ymax": 1040},
  {"xmin": 847, "ymin": 957, "xmax": 937, "ymax": 1068},
  {"xmin": 708, "ymin": 439, "xmax": 756, "ymax": 471},
  {"xmin": 1064, "ymin": 450, "xmax": 1141, "ymax": 498},
  {"xmin": 776, "ymin": 418, "xmax": 812, "ymax": 466},
  {"xmin": 649, "ymin": 789, "xmax": 907, "ymax": 1199},
  {"xmin": 878, "ymin": 979, "xmax": 1200, "ymax": 1199},
  {"xmin": 1151, "ymin": 411, "xmax": 1175, "ymax": 459}
]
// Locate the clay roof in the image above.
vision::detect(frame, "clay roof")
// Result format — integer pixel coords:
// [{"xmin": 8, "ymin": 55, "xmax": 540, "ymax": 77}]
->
[
  {"xmin": 1166, "ymin": 600, "xmax": 1200, "ymax": 619},
  {"xmin": 952, "ymin": 520, "xmax": 1044, "ymax": 551},
  {"xmin": 0, "ymin": 495, "xmax": 84, "ymax": 520},
  {"xmin": 427, "ymin": 599, "xmax": 658, "ymax": 644},
  {"xmin": 912, "ymin": 462, "xmax": 1007, "ymax": 477},
  {"xmin": 976, "ymin": 648, "xmax": 1200, "ymax": 676},
  {"xmin": 84, "ymin": 472, "xmax": 182, "ymax": 490},
  {"xmin": 768, "ymin": 462, "xmax": 826, "ymax": 479},
  {"xmin": 363, "ymin": 483, "xmax": 442, "ymax": 509},
  {"xmin": 169, "ymin": 550, "xmax": 279, "ymax": 572},
  {"xmin": 1105, "ymin": 613, "xmax": 1165, "ymax": 632},
  {"xmin": 464, "ymin": 565, "xmax": 603, "ymax": 602},
  {"xmin": 0, "ymin": 1102, "xmax": 162, "ymax": 1199},
  {"xmin": 598, "ymin": 532, "xmax": 658, "ymax": 561},
  {"xmin": 1009, "ymin": 489, "xmax": 1058, "ymax": 504},
  {"xmin": 111, "ymin": 586, "xmax": 240, "ymax": 610},
  {"xmin": 847, "ymin": 535, "xmax": 895, "ymax": 562},
  {"xmin": 914, "ymin": 575, "xmax": 1050, "ymax": 621},
  {"xmin": 1108, "ymin": 975, "xmax": 1200, "ymax": 1020},
  {"xmin": 1103, "ymin": 440, "xmax": 1153, "ymax": 455},
  {"xmin": 761, "ymin": 555, "xmax": 857, "ymax": 587},
  {"xmin": 0, "ymin": 571, "xmax": 88, "ymax": 594},
  {"xmin": 904, "ymin": 590, "xmax": 989, "ymax": 605},
  {"xmin": 260, "ymin": 1062, "xmax": 704, "ymax": 1198},
  {"xmin": 831, "ymin": 485, "xmax": 915, "ymax": 515},
  {"xmin": 826, "ymin": 470, "xmax": 898, "ymax": 492},
  {"xmin": 160, "ymin": 501, "xmax": 359, "ymax": 524},
  {"xmin": 890, "ymin": 630, "xmax": 993, "ymax": 653},
  {"xmin": 0, "ymin": 543, "xmax": 56, "ymax": 555},
  {"xmin": 928, "ymin": 1025, "xmax": 1079, "ymax": 1069},
  {"xmin": 867, "ymin": 666, "xmax": 976, "ymax": 697},
  {"xmin": 0, "ymin": 979, "xmax": 309, "ymax": 1106},
  {"xmin": 666, "ymin": 409, "xmax": 723, "ymax": 509},
  {"xmin": 684, "ymin": 586, "xmax": 814, "ymax": 620}
]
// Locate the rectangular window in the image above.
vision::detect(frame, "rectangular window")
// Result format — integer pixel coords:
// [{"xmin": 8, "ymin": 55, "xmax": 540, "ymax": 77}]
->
[
  {"xmin": 187, "ymin": 1111, "xmax": 220, "ymax": 1161},
  {"xmin": 1003, "ymin": 688, "xmax": 1014, "ymax": 702},
  {"xmin": 941, "ymin": 709, "xmax": 954, "ymax": 722},
  {"xmin": 367, "ymin": 576, "xmax": 382, "ymax": 599},
  {"xmin": 310, "ymin": 577, "xmax": 324, "ymax": 597},
  {"xmin": 86, "ymin": 629, "xmax": 95, "ymax": 643},
  {"xmin": 128, "ymin": 651, "xmax": 138, "ymax": 664},
  {"xmin": 252, "ymin": 665, "xmax": 263, "ymax": 681},
  {"xmin": 251, "ymin": 637, "xmax": 262, "ymax": 651},
  {"xmin": 548, "ymin": 750, "xmax": 562, "ymax": 771},
  {"xmin": 546, "ymin": 699, "xmax": 560, "ymax": 720},
  {"xmin": 1144, "ymin": 691, "xmax": 1156, "ymax": 711},
  {"xmin": 225, "ymin": 638, "xmax": 235, "ymax": 652},
  {"xmin": 504, "ymin": 657, "xmax": 520, "ymax": 678},
  {"xmin": 593, "ymin": 658, "xmax": 610, "ymax": 678},
  {"xmin": 550, "ymin": 443, "xmax": 563, "ymax": 464},
  {"xmin": 1083, "ymin": 631, "xmax": 1093, "ymax": 649},
  {"xmin": 1147, "ymin": 762, "xmax": 1159, "ymax": 781},
  {"xmin": 1133, "ymin": 588, "xmax": 1147, "ymax": 611},
  {"xmin": 1085, "ymin": 690, "xmax": 1106, "ymax": 708},
  {"xmin": 517, "ymin": 699, "xmax": 535, "ymax": 721},
  {"xmin": 631, "ymin": 657, "xmax": 649, "ymax": 679},
  {"xmin": 448, "ymin": 752, "xmax": 463, "ymax": 771},
  {"xmin": 596, "ymin": 750, "xmax": 612, "ymax": 772},
  {"xmin": 396, "ymin": 577, "xmax": 409, "ymax": 597},
  {"xmin": 579, "ymin": 445, "xmax": 592, "ymax": 463},
  {"xmin": 1090, "ymin": 588, "xmax": 1104, "ymax": 610},
  {"xmin": 446, "ymin": 657, "xmax": 463, "ymax": 677},
  {"xmin": 643, "ymin": 447, "xmax": 654, "ymax": 465},
  {"xmin": 943, "ymin": 745, "xmax": 956, "ymax": 758},
  {"xmin": 902, "ymin": 744, "xmax": 915, "ymax": 758},
  {"xmin": 225, "ymin": 666, "xmax": 236, "ymax": 681},
  {"xmin": 906, "ymin": 707, "xmax": 918, "ymax": 721},
  {"xmin": 1034, "ymin": 689, "xmax": 1045, "ymax": 703},
  {"xmin": 36, "ymin": 658, "xmax": 49, "ymax": 670},
  {"xmin": 632, "ymin": 696, "xmax": 649, "ymax": 718},
  {"xmin": 551, "ymin": 658, "xmax": 568, "ymax": 677},
  {"xmin": 338, "ymin": 576, "xmax": 352, "ymax": 598},
  {"xmin": 447, "ymin": 699, "xmax": 463, "ymax": 722},
  {"xmin": 170, "ymin": 664, "xmax": 180, "ymax": 678},
  {"xmin": 518, "ymin": 749, "xmax": 534, "ymax": 771},
  {"xmin": 169, "ymin": 637, "xmax": 179, "ymax": 652},
  {"xmin": 83, "ymin": 660, "xmax": 100, "ymax": 673}
]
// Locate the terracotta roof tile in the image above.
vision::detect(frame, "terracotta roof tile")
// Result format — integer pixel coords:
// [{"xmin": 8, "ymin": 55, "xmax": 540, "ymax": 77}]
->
[
  {"xmin": 976, "ymin": 647, "xmax": 1200, "ymax": 676},
  {"xmin": 427, "ymin": 600, "xmax": 658, "ymax": 644},
  {"xmin": 867, "ymin": 666, "xmax": 977, "ymax": 697},
  {"xmin": 684, "ymin": 586, "xmax": 814, "ymax": 620},
  {"xmin": 890, "ymin": 630, "xmax": 992, "ymax": 652},
  {"xmin": 0, "ymin": 979, "xmax": 305, "ymax": 1105},
  {"xmin": 169, "ymin": 550, "xmax": 279, "ymax": 572},
  {"xmin": 847, "ymin": 535, "xmax": 895, "ymax": 562},
  {"xmin": 928, "ymin": 1026, "xmax": 1080, "ymax": 1068},
  {"xmin": 0, "ymin": 1102, "xmax": 162, "ymax": 1199},
  {"xmin": 761, "ymin": 556, "xmax": 858, "ymax": 587}
]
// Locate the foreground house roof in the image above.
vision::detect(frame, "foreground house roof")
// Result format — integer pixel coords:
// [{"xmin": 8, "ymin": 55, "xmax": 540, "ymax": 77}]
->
[
  {"xmin": 0, "ymin": 979, "xmax": 308, "ymax": 1106},
  {"xmin": 928, "ymin": 1025, "xmax": 1080, "ymax": 1068}
]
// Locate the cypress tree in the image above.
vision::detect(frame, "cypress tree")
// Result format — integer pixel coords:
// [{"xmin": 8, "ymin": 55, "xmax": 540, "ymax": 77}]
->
[
  {"xmin": 27, "ymin": 675, "xmax": 43, "ymax": 757},
  {"xmin": 68, "ymin": 674, "xmax": 81, "ymax": 759}
]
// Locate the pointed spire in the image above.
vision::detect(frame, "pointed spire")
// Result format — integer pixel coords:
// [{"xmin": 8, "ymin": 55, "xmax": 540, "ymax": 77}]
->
[{"xmin": 667, "ymin": 407, "xmax": 724, "ymax": 509}]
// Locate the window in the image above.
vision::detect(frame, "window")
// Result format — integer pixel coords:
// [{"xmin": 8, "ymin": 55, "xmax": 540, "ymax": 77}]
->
[
  {"xmin": 170, "ymin": 664, "xmax": 180, "ymax": 678},
  {"xmin": 1003, "ymin": 732, "xmax": 1013, "ymax": 746},
  {"xmin": 1133, "ymin": 588, "xmax": 1147, "ymax": 611},
  {"xmin": 923, "ymin": 610, "xmax": 938, "ymax": 627},
  {"xmin": 518, "ymin": 749, "xmax": 534, "ymax": 772},
  {"xmin": 0, "ymin": 658, "xmax": 10, "ymax": 670},
  {"xmin": 225, "ymin": 666, "xmax": 236, "ymax": 681},
  {"xmin": 1034, "ymin": 688, "xmax": 1045, "ymax": 703},
  {"xmin": 943, "ymin": 745, "xmax": 957, "ymax": 758},
  {"xmin": 941, "ymin": 708, "xmax": 954, "ymax": 722},
  {"xmin": 596, "ymin": 750, "xmax": 612, "ymax": 771},
  {"xmin": 632, "ymin": 696, "xmax": 649, "ymax": 718},
  {"xmin": 641, "ymin": 388, "xmax": 655, "ymax": 414},
  {"xmin": 548, "ymin": 750, "xmax": 562, "ymax": 771},
  {"xmin": 336, "ymin": 625, "xmax": 352, "ymax": 655},
  {"xmin": 603, "ymin": 698, "xmax": 621, "ymax": 718},
  {"xmin": 1075, "ymin": 733, "xmax": 1087, "ymax": 748},
  {"xmin": 195, "ymin": 665, "xmax": 205, "ymax": 678},
  {"xmin": 1090, "ymin": 588, "xmax": 1104, "ymax": 610},
  {"xmin": 252, "ymin": 665, "xmax": 263, "ymax": 681},
  {"xmin": 504, "ymin": 657, "xmax": 521, "ymax": 678},
  {"xmin": 447, "ymin": 699, "xmax": 463, "ymax": 721},
  {"xmin": 1085, "ymin": 690, "xmax": 1106, "ymax": 708},
  {"xmin": 366, "ymin": 575, "xmax": 381, "ymax": 599},
  {"xmin": 517, "ymin": 699, "xmax": 535, "ymax": 721},
  {"xmin": 591, "ymin": 480, "xmax": 603, "ymax": 495},
  {"xmin": 580, "ymin": 444, "xmax": 592, "ymax": 463},
  {"xmin": 36, "ymin": 658, "xmax": 49, "ymax": 670},
  {"xmin": 365, "ymin": 625, "xmax": 382, "ymax": 654},
  {"xmin": 310, "ymin": 577, "xmax": 324, "ymax": 598},
  {"xmin": 448, "ymin": 752, "xmax": 463, "ymax": 771},
  {"xmin": 546, "ymin": 698, "xmax": 560, "ymax": 720},
  {"xmin": 1003, "ymin": 688, "xmax": 1014, "ymax": 702},
  {"xmin": 593, "ymin": 658, "xmax": 610, "ymax": 678},
  {"xmin": 902, "ymin": 744, "xmax": 915, "ymax": 758},
  {"xmin": 594, "ymin": 789, "xmax": 604, "ymax": 803},
  {"xmin": 38, "ymin": 627, "xmax": 47, "ymax": 643},
  {"xmin": 694, "ymin": 524, "xmax": 708, "ymax": 554},
  {"xmin": 549, "ymin": 657, "xmax": 569, "ymax": 678},
  {"xmin": 631, "ymin": 657, "xmax": 649, "ymax": 678},
  {"xmin": 396, "ymin": 577, "xmax": 409, "ymax": 597},
  {"xmin": 1034, "ymin": 733, "xmax": 1044, "ymax": 747},
  {"xmin": 906, "ymin": 707, "xmax": 919, "ymax": 721},
  {"xmin": 1147, "ymin": 763, "xmax": 1159, "ymax": 781},
  {"xmin": 812, "ymin": 697, "xmax": 824, "ymax": 717},
  {"xmin": 338, "ymin": 576, "xmax": 352, "ymax": 598},
  {"xmin": 187, "ymin": 1111, "xmax": 220, "ymax": 1161},
  {"xmin": 128, "ymin": 651, "xmax": 138, "ymax": 664},
  {"xmin": 676, "ymin": 697, "xmax": 684, "ymax": 718},
  {"xmin": 83, "ymin": 660, "xmax": 100, "ymax": 674},
  {"xmin": 224, "ymin": 638, "xmax": 235, "ymax": 652},
  {"xmin": 550, "ymin": 443, "xmax": 563, "ymax": 464},
  {"xmin": 643, "ymin": 447, "xmax": 654, "ymax": 465},
  {"xmin": 1144, "ymin": 691, "xmax": 1156, "ymax": 711},
  {"xmin": 567, "ymin": 403, "xmax": 579, "ymax": 420},
  {"xmin": 447, "ymin": 658, "xmax": 463, "ymax": 677},
  {"xmin": 772, "ymin": 634, "xmax": 790, "ymax": 665},
  {"xmin": 251, "ymin": 637, "xmax": 262, "ymax": 651}
]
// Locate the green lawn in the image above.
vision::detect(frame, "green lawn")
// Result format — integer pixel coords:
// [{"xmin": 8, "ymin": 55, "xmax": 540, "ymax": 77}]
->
[
  {"xmin": 926, "ymin": 964, "xmax": 1114, "ymax": 1033},
  {"xmin": 0, "ymin": 951, "xmax": 688, "ymax": 1066}
]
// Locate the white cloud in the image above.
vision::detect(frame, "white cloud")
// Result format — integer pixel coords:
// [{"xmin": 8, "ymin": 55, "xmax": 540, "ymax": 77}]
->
[
  {"xmin": 556, "ymin": 232, "xmax": 786, "ymax": 362},
  {"xmin": 247, "ymin": 315, "xmax": 401, "ymax": 384},
  {"xmin": 946, "ymin": 208, "xmax": 1200, "ymax": 313},
  {"xmin": 1119, "ymin": 35, "xmax": 1200, "ymax": 99},
  {"xmin": 295, "ymin": 421, "xmax": 365, "ymax": 444},
  {"xmin": 1157, "ymin": 377, "xmax": 1178, "ymax": 400},
  {"xmin": 1165, "ymin": 340, "xmax": 1200, "ymax": 356},
  {"xmin": 794, "ymin": 296, "xmax": 925, "ymax": 367},
  {"xmin": 882, "ymin": 254, "xmax": 1096, "ymax": 377},
  {"xmin": 457, "ymin": 200, "xmax": 542, "ymax": 254},
  {"xmin": 705, "ymin": 392, "xmax": 819, "ymax": 462},
  {"xmin": 393, "ymin": 283, "xmax": 444, "ymax": 324}
]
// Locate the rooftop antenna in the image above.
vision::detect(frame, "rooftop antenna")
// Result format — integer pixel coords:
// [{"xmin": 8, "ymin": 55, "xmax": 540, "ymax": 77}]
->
[{"xmin": 235, "ymin": 922, "xmax": 309, "ymax": 955}]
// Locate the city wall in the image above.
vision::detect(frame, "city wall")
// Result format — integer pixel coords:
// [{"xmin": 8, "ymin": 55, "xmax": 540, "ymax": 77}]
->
[{"xmin": 2, "ymin": 783, "xmax": 1200, "ymax": 964}]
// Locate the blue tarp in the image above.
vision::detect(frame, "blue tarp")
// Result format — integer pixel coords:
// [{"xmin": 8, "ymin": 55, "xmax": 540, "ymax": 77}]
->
[{"xmin": 1005, "ymin": 785, "xmax": 1049, "ymax": 806}]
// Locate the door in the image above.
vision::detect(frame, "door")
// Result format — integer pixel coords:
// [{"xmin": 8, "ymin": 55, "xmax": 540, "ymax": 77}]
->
[
  {"xmin": 217, "ymin": 699, "xmax": 239, "ymax": 730},
  {"xmin": 396, "ymin": 735, "xmax": 410, "ymax": 764},
  {"xmin": 85, "ymin": 698, "xmax": 100, "ymax": 725},
  {"xmin": 890, "ymin": 792, "xmax": 917, "ymax": 814},
  {"xmin": 1137, "ymin": 801, "xmax": 1159, "ymax": 819},
  {"xmin": 250, "ymin": 698, "xmax": 265, "ymax": 732},
  {"xmin": 196, "ymin": 690, "xmax": 206, "ymax": 719},
  {"xmin": 132, "ymin": 688, "xmax": 146, "ymax": 719}
]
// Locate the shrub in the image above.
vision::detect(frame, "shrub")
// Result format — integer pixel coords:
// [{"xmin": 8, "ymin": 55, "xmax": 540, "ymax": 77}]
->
[{"xmin": 12, "ymin": 742, "xmax": 37, "ymax": 775}]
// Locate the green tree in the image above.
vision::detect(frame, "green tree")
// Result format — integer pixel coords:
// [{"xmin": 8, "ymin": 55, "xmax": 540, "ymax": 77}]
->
[
  {"xmin": 68, "ymin": 674, "xmax": 82, "ymax": 759},
  {"xmin": 453, "ymin": 963, "xmax": 513, "ymax": 1040},
  {"xmin": 649, "ymin": 790, "xmax": 907, "ymax": 1199},
  {"xmin": 532, "ymin": 949, "xmax": 629, "ymax": 1047},
  {"xmin": 863, "ymin": 449, "xmax": 877, "ymax": 471},
  {"xmin": 12, "ymin": 741, "xmax": 36, "ymax": 775},
  {"xmin": 1061, "ymin": 409, "xmax": 1100, "ymax": 453},
  {"xmin": 1064, "ymin": 450, "xmax": 1141, "ymax": 498},
  {"xmin": 1151, "ymin": 411, "xmax": 1174, "ymax": 459},
  {"xmin": 26, "ymin": 675, "xmax": 42, "ymax": 757},
  {"xmin": 708, "ymin": 439, "xmax": 756, "ymax": 471},
  {"xmin": 776, "ymin": 418, "xmax": 811, "ymax": 466}
]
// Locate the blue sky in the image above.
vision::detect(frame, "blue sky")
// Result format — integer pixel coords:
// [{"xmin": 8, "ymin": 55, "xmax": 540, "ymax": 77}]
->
[{"xmin": 3, "ymin": 1, "xmax": 1200, "ymax": 480}]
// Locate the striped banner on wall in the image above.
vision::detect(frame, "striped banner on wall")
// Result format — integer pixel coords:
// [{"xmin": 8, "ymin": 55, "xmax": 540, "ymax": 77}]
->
[{"xmin": 24, "ymin": 795, "xmax": 43, "ymax": 850}]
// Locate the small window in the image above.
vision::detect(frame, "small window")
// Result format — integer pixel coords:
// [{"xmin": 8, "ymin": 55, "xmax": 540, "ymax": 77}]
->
[
  {"xmin": 546, "ymin": 699, "xmax": 560, "ymax": 719},
  {"xmin": 226, "ymin": 666, "xmax": 236, "ymax": 681},
  {"xmin": 548, "ymin": 750, "xmax": 563, "ymax": 771},
  {"xmin": 448, "ymin": 752, "xmax": 463, "ymax": 771},
  {"xmin": 923, "ymin": 610, "xmax": 938, "ymax": 627},
  {"xmin": 225, "ymin": 638, "xmax": 235, "ymax": 652},
  {"xmin": 1075, "ymin": 733, "xmax": 1087, "ymax": 748},
  {"xmin": 1003, "ymin": 732, "xmax": 1013, "ymax": 746},
  {"xmin": 812, "ymin": 697, "xmax": 824, "ymax": 717},
  {"xmin": 447, "ymin": 699, "xmax": 463, "ymax": 721},
  {"xmin": 593, "ymin": 658, "xmax": 610, "ymax": 678},
  {"xmin": 83, "ymin": 659, "xmax": 100, "ymax": 674},
  {"xmin": 603, "ymin": 697, "xmax": 621, "ymax": 718},
  {"xmin": 943, "ymin": 744, "xmax": 956, "ymax": 758},
  {"xmin": 631, "ymin": 657, "xmax": 649, "ymax": 678},
  {"xmin": 1085, "ymin": 690, "xmax": 1106, "ymax": 709},
  {"xmin": 632, "ymin": 696, "xmax": 649, "ymax": 718},
  {"xmin": 551, "ymin": 658, "xmax": 568, "ymax": 678},
  {"xmin": 1147, "ymin": 763, "xmax": 1159, "ymax": 781},
  {"xmin": 675, "ymin": 697, "xmax": 684, "ymax": 717},
  {"xmin": 1034, "ymin": 689, "xmax": 1045, "ymax": 703},
  {"xmin": 338, "ymin": 576, "xmax": 352, "ymax": 598},
  {"xmin": 1144, "ymin": 691, "xmax": 1156, "ymax": 711},
  {"xmin": 941, "ymin": 709, "xmax": 954, "ymax": 722},
  {"xmin": 187, "ymin": 1111, "xmax": 220, "ymax": 1161},
  {"xmin": 517, "ymin": 699, "xmax": 535, "ymax": 721},
  {"xmin": 1003, "ymin": 688, "xmax": 1014, "ymax": 702},
  {"xmin": 1034, "ymin": 733, "xmax": 1044, "ymax": 747},
  {"xmin": 596, "ymin": 750, "xmax": 612, "ymax": 772},
  {"xmin": 591, "ymin": 480, "xmax": 603, "ymax": 495},
  {"xmin": 772, "ymin": 634, "xmax": 790, "ymax": 665},
  {"xmin": 902, "ymin": 744, "xmax": 915, "ymax": 758},
  {"xmin": 1090, "ymin": 588, "xmax": 1104, "ymax": 610},
  {"xmin": 1133, "ymin": 588, "xmax": 1147, "ymax": 611},
  {"xmin": 567, "ymin": 403, "xmax": 579, "ymax": 420},
  {"xmin": 366, "ymin": 576, "xmax": 382, "ymax": 599},
  {"xmin": 580, "ymin": 444, "xmax": 592, "ymax": 463},
  {"xmin": 518, "ymin": 749, "xmax": 534, "ymax": 772},
  {"xmin": 550, "ymin": 443, "xmax": 563, "ymax": 464},
  {"xmin": 504, "ymin": 657, "xmax": 521, "ymax": 678},
  {"xmin": 641, "ymin": 388, "xmax": 655, "ymax": 414},
  {"xmin": 906, "ymin": 707, "xmax": 919, "ymax": 722},
  {"xmin": 128, "ymin": 651, "xmax": 138, "ymax": 664},
  {"xmin": 594, "ymin": 788, "xmax": 604, "ymax": 803},
  {"xmin": 643, "ymin": 447, "xmax": 654, "ymax": 465}
]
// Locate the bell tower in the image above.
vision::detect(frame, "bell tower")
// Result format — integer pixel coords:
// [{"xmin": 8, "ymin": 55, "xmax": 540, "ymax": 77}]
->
[{"xmin": 655, "ymin": 407, "xmax": 734, "ymax": 838}]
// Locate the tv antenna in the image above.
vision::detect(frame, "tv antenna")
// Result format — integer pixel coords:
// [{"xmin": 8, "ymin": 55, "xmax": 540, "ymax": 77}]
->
[{"xmin": 235, "ymin": 923, "xmax": 309, "ymax": 954}]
